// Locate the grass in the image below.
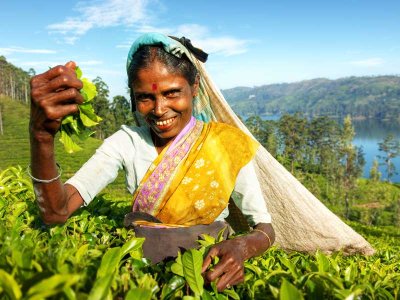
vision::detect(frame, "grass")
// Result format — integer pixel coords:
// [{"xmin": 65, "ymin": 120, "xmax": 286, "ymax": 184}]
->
[{"xmin": 0, "ymin": 96, "xmax": 131, "ymax": 202}]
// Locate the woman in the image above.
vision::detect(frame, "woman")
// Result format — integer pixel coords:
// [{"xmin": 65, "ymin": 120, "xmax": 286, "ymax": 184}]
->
[{"xmin": 29, "ymin": 33, "xmax": 275, "ymax": 291}]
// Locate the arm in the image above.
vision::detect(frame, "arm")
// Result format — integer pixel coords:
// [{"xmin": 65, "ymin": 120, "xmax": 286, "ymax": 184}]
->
[
  {"xmin": 30, "ymin": 61, "xmax": 84, "ymax": 224},
  {"xmin": 202, "ymin": 159, "xmax": 274, "ymax": 291}
]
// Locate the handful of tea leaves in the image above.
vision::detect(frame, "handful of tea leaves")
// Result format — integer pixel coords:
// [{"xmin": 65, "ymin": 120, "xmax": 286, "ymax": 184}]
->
[{"xmin": 59, "ymin": 67, "xmax": 102, "ymax": 153}]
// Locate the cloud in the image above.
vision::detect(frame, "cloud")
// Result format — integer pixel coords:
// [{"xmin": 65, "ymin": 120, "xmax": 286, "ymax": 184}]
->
[
  {"xmin": 349, "ymin": 57, "xmax": 384, "ymax": 67},
  {"xmin": 173, "ymin": 24, "xmax": 249, "ymax": 56},
  {"xmin": 117, "ymin": 23, "xmax": 249, "ymax": 56},
  {"xmin": 47, "ymin": 0, "xmax": 153, "ymax": 44},
  {"xmin": 0, "ymin": 47, "xmax": 56, "ymax": 56}
]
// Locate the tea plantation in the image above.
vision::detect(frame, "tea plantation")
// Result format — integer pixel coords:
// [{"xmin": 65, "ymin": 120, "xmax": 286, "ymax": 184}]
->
[{"xmin": 1, "ymin": 97, "xmax": 399, "ymax": 299}]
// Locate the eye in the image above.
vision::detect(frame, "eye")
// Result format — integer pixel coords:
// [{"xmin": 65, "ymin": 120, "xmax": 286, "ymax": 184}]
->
[
  {"xmin": 134, "ymin": 93, "xmax": 153, "ymax": 102},
  {"xmin": 164, "ymin": 89, "xmax": 181, "ymax": 98}
]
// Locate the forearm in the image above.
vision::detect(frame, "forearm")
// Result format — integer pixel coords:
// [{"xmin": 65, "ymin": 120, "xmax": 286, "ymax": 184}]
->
[
  {"xmin": 233, "ymin": 223, "xmax": 275, "ymax": 260},
  {"xmin": 30, "ymin": 131, "xmax": 69, "ymax": 224}
]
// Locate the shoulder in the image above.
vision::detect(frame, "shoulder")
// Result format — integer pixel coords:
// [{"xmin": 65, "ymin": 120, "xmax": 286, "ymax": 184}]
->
[
  {"xmin": 204, "ymin": 121, "xmax": 259, "ymax": 157},
  {"xmin": 105, "ymin": 125, "xmax": 151, "ymax": 143},
  {"xmin": 99, "ymin": 125, "xmax": 151, "ymax": 153},
  {"xmin": 208, "ymin": 122, "xmax": 257, "ymax": 144}
]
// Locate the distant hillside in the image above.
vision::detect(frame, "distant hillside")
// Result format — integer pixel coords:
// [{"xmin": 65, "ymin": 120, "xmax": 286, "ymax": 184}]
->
[
  {"xmin": 222, "ymin": 76, "xmax": 400, "ymax": 120},
  {"xmin": 0, "ymin": 56, "xmax": 32, "ymax": 103}
]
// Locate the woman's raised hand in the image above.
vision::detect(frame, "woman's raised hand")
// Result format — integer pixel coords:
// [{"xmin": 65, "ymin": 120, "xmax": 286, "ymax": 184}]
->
[{"xmin": 30, "ymin": 61, "xmax": 84, "ymax": 140}]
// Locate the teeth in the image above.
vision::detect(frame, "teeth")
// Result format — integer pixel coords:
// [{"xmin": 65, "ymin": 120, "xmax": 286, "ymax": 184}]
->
[{"xmin": 156, "ymin": 117, "xmax": 174, "ymax": 126}]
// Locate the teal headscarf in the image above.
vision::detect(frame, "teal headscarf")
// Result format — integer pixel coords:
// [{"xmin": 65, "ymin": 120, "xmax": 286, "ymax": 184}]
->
[{"xmin": 126, "ymin": 33, "xmax": 215, "ymax": 123}]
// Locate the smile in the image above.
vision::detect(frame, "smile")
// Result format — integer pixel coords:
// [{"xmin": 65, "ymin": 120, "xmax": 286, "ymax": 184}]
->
[{"xmin": 155, "ymin": 117, "xmax": 176, "ymax": 126}]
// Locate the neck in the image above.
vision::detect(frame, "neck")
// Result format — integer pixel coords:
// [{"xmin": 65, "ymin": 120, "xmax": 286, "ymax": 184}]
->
[{"xmin": 151, "ymin": 131, "xmax": 173, "ymax": 154}]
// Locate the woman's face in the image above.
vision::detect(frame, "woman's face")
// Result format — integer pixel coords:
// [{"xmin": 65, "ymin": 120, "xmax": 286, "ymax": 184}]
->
[{"xmin": 132, "ymin": 60, "xmax": 198, "ymax": 142}]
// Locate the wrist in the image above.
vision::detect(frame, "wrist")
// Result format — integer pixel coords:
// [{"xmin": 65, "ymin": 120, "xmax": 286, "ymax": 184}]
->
[{"xmin": 30, "ymin": 127, "xmax": 56, "ymax": 144}]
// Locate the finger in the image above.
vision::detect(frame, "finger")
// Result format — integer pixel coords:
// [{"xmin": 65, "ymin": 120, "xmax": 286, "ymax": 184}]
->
[
  {"xmin": 65, "ymin": 61, "xmax": 77, "ymax": 70},
  {"xmin": 216, "ymin": 269, "xmax": 243, "ymax": 292},
  {"xmin": 33, "ymin": 87, "xmax": 84, "ymax": 108},
  {"xmin": 43, "ymin": 102, "xmax": 79, "ymax": 121},
  {"xmin": 202, "ymin": 247, "xmax": 220, "ymax": 273},
  {"xmin": 48, "ymin": 74, "xmax": 83, "ymax": 92},
  {"xmin": 205, "ymin": 255, "xmax": 234, "ymax": 282},
  {"xmin": 31, "ymin": 65, "xmax": 77, "ymax": 89}
]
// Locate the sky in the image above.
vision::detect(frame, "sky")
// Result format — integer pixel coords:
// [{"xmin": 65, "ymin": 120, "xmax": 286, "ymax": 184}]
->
[{"xmin": 1, "ymin": 0, "xmax": 399, "ymax": 98}]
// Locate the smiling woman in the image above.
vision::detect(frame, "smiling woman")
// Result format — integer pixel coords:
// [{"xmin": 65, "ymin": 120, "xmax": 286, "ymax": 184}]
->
[
  {"xmin": 28, "ymin": 32, "xmax": 275, "ymax": 292},
  {"xmin": 29, "ymin": 32, "xmax": 375, "ymax": 294}
]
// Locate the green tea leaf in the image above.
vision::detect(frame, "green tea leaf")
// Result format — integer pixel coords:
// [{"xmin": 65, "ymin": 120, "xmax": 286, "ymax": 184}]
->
[
  {"xmin": 125, "ymin": 288, "xmax": 153, "ymax": 300},
  {"xmin": 75, "ymin": 244, "xmax": 89, "ymax": 264},
  {"xmin": 58, "ymin": 66, "xmax": 101, "ymax": 153},
  {"xmin": 0, "ymin": 270, "xmax": 22, "ymax": 300},
  {"xmin": 26, "ymin": 274, "xmax": 80, "ymax": 300},
  {"xmin": 88, "ymin": 274, "xmax": 113, "ymax": 300},
  {"xmin": 75, "ymin": 66, "xmax": 82, "ymax": 79},
  {"xmin": 171, "ymin": 251, "xmax": 184, "ymax": 277},
  {"xmin": 96, "ymin": 247, "xmax": 122, "ymax": 278},
  {"xmin": 160, "ymin": 275, "xmax": 185, "ymax": 300},
  {"xmin": 81, "ymin": 78, "xmax": 97, "ymax": 102},
  {"xmin": 59, "ymin": 129, "xmax": 82, "ymax": 153},
  {"xmin": 120, "ymin": 237, "xmax": 145, "ymax": 258},
  {"xmin": 315, "ymin": 250, "xmax": 330, "ymax": 273},
  {"xmin": 80, "ymin": 111, "xmax": 100, "ymax": 127},
  {"xmin": 222, "ymin": 288, "xmax": 240, "ymax": 300},
  {"xmin": 279, "ymin": 279, "xmax": 304, "ymax": 300},
  {"xmin": 182, "ymin": 249, "xmax": 204, "ymax": 297}
]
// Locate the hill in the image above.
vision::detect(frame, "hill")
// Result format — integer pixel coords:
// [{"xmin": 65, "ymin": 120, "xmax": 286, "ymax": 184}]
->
[{"xmin": 222, "ymin": 76, "xmax": 400, "ymax": 120}]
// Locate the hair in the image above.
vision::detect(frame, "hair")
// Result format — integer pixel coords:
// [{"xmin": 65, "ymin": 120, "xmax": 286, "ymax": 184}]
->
[{"xmin": 127, "ymin": 46, "xmax": 198, "ymax": 111}]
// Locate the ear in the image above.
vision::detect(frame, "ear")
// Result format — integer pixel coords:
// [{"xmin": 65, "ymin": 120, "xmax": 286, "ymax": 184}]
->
[{"xmin": 192, "ymin": 74, "xmax": 200, "ymax": 98}]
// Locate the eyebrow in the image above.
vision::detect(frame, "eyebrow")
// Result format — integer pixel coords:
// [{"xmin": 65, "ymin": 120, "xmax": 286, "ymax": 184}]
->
[
  {"xmin": 162, "ymin": 88, "xmax": 182, "ymax": 94},
  {"xmin": 133, "ymin": 92, "xmax": 154, "ymax": 100}
]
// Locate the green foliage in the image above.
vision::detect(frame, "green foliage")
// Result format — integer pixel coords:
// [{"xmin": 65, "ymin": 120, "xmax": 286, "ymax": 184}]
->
[
  {"xmin": 369, "ymin": 159, "xmax": 382, "ymax": 182},
  {"xmin": 378, "ymin": 134, "xmax": 400, "ymax": 182},
  {"xmin": 59, "ymin": 67, "xmax": 102, "ymax": 153},
  {"xmin": 0, "ymin": 166, "xmax": 400, "ymax": 299}
]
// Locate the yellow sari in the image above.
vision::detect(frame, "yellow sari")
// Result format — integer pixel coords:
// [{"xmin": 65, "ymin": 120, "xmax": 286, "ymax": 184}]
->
[{"xmin": 132, "ymin": 120, "xmax": 259, "ymax": 226}]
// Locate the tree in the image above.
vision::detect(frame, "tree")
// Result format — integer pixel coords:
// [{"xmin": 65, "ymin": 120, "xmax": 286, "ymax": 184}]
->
[
  {"xmin": 245, "ymin": 116, "xmax": 278, "ymax": 157},
  {"xmin": 307, "ymin": 116, "xmax": 341, "ymax": 177},
  {"xmin": 92, "ymin": 77, "xmax": 112, "ymax": 139},
  {"xmin": 378, "ymin": 134, "xmax": 400, "ymax": 182},
  {"xmin": 278, "ymin": 113, "xmax": 307, "ymax": 173},
  {"xmin": 338, "ymin": 115, "xmax": 365, "ymax": 218},
  {"xmin": 369, "ymin": 158, "xmax": 381, "ymax": 182},
  {"xmin": 245, "ymin": 116, "xmax": 269, "ymax": 145},
  {"xmin": 111, "ymin": 95, "xmax": 134, "ymax": 128}
]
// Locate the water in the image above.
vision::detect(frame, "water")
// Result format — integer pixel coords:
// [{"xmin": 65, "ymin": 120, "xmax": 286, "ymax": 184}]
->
[
  {"xmin": 256, "ymin": 114, "xmax": 400, "ymax": 183},
  {"xmin": 352, "ymin": 118, "xmax": 400, "ymax": 183}
]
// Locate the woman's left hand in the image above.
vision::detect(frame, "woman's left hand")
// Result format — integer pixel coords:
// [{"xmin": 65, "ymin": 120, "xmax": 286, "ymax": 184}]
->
[{"xmin": 201, "ymin": 238, "xmax": 247, "ymax": 292}]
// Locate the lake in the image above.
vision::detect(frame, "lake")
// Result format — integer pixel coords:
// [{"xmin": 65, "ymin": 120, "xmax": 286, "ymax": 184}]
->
[
  {"xmin": 257, "ymin": 115, "xmax": 400, "ymax": 183},
  {"xmin": 352, "ymin": 118, "xmax": 400, "ymax": 183}
]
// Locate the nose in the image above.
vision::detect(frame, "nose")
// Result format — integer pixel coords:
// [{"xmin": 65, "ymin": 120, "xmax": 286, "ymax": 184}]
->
[{"xmin": 153, "ymin": 96, "xmax": 167, "ymax": 116}]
